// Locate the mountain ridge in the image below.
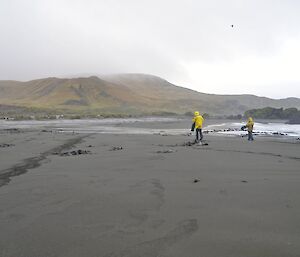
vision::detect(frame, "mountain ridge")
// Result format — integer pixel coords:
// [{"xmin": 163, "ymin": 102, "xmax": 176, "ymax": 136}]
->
[{"xmin": 0, "ymin": 73, "xmax": 299, "ymax": 115}]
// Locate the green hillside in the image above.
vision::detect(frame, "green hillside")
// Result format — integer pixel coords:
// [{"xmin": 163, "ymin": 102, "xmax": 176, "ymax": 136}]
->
[{"xmin": 0, "ymin": 74, "xmax": 299, "ymax": 116}]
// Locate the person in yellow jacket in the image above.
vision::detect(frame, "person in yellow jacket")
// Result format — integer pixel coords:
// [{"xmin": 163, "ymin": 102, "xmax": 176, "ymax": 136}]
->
[
  {"xmin": 191, "ymin": 111, "xmax": 204, "ymax": 144},
  {"xmin": 245, "ymin": 117, "xmax": 254, "ymax": 141}
]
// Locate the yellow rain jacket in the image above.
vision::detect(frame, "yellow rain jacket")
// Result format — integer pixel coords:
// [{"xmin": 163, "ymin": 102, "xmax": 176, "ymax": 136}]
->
[
  {"xmin": 193, "ymin": 112, "xmax": 204, "ymax": 129},
  {"xmin": 246, "ymin": 117, "xmax": 254, "ymax": 132}
]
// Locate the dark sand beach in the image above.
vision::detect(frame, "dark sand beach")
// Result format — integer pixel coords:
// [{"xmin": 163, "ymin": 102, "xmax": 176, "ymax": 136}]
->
[{"xmin": 0, "ymin": 120, "xmax": 300, "ymax": 257}]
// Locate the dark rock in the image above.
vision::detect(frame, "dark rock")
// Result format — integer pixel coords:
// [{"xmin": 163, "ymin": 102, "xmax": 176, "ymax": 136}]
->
[
  {"xmin": 193, "ymin": 178, "xmax": 200, "ymax": 183},
  {"xmin": 0, "ymin": 143, "xmax": 14, "ymax": 148},
  {"xmin": 111, "ymin": 146, "xmax": 123, "ymax": 151},
  {"xmin": 202, "ymin": 143, "xmax": 209, "ymax": 146},
  {"xmin": 60, "ymin": 152, "xmax": 70, "ymax": 156},
  {"xmin": 241, "ymin": 180, "xmax": 248, "ymax": 183},
  {"xmin": 57, "ymin": 149, "xmax": 91, "ymax": 156}
]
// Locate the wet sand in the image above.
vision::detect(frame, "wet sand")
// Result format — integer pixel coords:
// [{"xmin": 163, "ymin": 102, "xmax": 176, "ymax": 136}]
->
[{"xmin": 0, "ymin": 125, "xmax": 300, "ymax": 257}]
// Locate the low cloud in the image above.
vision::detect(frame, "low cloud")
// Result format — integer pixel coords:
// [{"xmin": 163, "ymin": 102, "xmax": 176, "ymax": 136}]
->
[{"xmin": 0, "ymin": 0, "xmax": 299, "ymax": 98}]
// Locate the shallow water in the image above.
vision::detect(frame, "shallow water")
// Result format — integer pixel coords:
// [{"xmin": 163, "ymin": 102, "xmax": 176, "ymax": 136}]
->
[
  {"xmin": 1, "ymin": 118, "xmax": 300, "ymax": 137},
  {"xmin": 0, "ymin": 118, "xmax": 188, "ymax": 135},
  {"xmin": 0, "ymin": 117, "xmax": 178, "ymax": 128},
  {"xmin": 207, "ymin": 122, "xmax": 300, "ymax": 137}
]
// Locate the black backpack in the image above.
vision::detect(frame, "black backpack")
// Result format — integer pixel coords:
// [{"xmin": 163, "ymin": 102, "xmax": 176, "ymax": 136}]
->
[{"xmin": 191, "ymin": 122, "xmax": 195, "ymax": 131}]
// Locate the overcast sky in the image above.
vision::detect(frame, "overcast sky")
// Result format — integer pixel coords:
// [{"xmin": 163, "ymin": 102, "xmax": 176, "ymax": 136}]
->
[{"xmin": 0, "ymin": 0, "xmax": 300, "ymax": 98}]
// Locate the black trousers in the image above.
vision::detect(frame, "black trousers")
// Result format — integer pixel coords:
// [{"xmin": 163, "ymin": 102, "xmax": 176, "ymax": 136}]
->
[
  {"xmin": 196, "ymin": 128, "xmax": 203, "ymax": 142},
  {"xmin": 248, "ymin": 131, "xmax": 254, "ymax": 141}
]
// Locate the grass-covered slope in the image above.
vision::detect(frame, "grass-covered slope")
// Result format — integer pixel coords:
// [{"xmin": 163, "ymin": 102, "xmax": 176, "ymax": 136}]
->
[{"xmin": 1, "ymin": 74, "xmax": 300, "ymax": 115}]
